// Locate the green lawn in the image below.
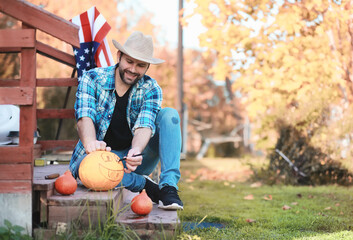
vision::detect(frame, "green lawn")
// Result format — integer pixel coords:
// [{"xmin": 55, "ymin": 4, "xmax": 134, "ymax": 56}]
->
[{"xmin": 178, "ymin": 157, "xmax": 353, "ymax": 240}]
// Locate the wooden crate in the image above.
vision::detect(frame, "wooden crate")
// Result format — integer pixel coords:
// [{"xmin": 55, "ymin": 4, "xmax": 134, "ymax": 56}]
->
[
  {"xmin": 48, "ymin": 184, "xmax": 123, "ymax": 229},
  {"xmin": 33, "ymin": 165, "xmax": 123, "ymax": 230}
]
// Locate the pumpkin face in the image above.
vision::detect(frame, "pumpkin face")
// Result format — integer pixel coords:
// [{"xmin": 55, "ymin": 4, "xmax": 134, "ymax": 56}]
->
[
  {"xmin": 79, "ymin": 151, "xmax": 124, "ymax": 191},
  {"xmin": 131, "ymin": 190, "xmax": 153, "ymax": 215},
  {"xmin": 55, "ymin": 170, "xmax": 77, "ymax": 195}
]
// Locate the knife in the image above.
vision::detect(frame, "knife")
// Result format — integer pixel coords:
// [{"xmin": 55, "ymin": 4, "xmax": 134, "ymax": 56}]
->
[{"xmin": 118, "ymin": 153, "xmax": 144, "ymax": 162}]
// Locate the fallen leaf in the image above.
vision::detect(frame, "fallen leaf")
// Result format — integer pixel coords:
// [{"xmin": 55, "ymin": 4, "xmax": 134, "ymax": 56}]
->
[
  {"xmin": 324, "ymin": 207, "xmax": 332, "ymax": 210},
  {"xmin": 297, "ymin": 193, "xmax": 302, "ymax": 198},
  {"xmin": 250, "ymin": 182, "xmax": 262, "ymax": 188},
  {"xmin": 308, "ymin": 195, "xmax": 314, "ymax": 199},
  {"xmin": 340, "ymin": 211, "xmax": 344, "ymax": 215},
  {"xmin": 244, "ymin": 194, "xmax": 254, "ymax": 200},
  {"xmin": 291, "ymin": 202, "xmax": 298, "ymax": 205},
  {"xmin": 263, "ymin": 195, "xmax": 272, "ymax": 201},
  {"xmin": 282, "ymin": 205, "xmax": 291, "ymax": 210},
  {"xmin": 224, "ymin": 181, "xmax": 230, "ymax": 186},
  {"xmin": 246, "ymin": 218, "xmax": 256, "ymax": 223},
  {"xmin": 335, "ymin": 203, "xmax": 340, "ymax": 207}
]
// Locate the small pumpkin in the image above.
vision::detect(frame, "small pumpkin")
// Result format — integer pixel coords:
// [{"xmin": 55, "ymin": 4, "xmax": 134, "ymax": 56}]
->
[
  {"xmin": 55, "ymin": 170, "xmax": 77, "ymax": 195},
  {"xmin": 79, "ymin": 151, "xmax": 124, "ymax": 191},
  {"xmin": 131, "ymin": 190, "xmax": 153, "ymax": 215}
]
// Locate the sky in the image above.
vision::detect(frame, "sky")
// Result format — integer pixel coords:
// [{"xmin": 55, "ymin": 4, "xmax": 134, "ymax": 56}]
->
[{"xmin": 119, "ymin": 0, "xmax": 206, "ymax": 49}]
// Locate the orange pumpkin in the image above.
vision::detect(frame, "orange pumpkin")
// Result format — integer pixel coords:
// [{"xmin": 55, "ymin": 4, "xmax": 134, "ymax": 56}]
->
[
  {"xmin": 79, "ymin": 151, "xmax": 124, "ymax": 191},
  {"xmin": 131, "ymin": 190, "xmax": 153, "ymax": 215},
  {"xmin": 55, "ymin": 170, "xmax": 77, "ymax": 195}
]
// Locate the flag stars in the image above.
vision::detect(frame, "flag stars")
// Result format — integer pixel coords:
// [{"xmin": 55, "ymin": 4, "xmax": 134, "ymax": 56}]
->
[
  {"xmin": 84, "ymin": 48, "xmax": 89, "ymax": 54},
  {"xmin": 76, "ymin": 63, "xmax": 80, "ymax": 69},
  {"xmin": 86, "ymin": 62, "xmax": 90, "ymax": 67},
  {"xmin": 80, "ymin": 55, "xmax": 85, "ymax": 61},
  {"xmin": 73, "ymin": 49, "xmax": 78, "ymax": 55}
]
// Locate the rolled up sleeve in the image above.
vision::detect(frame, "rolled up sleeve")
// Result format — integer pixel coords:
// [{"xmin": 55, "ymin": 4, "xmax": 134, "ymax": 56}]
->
[
  {"xmin": 132, "ymin": 86, "xmax": 162, "ymax": 136},
  {"xmin": 74, "ymin": 72, "xmax": 97, "ymax": 123}
]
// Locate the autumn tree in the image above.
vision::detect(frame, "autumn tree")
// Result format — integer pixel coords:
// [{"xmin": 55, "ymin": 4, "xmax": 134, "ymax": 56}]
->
[
  {"xmin": 0, "ymin": 14, "xmax": 20, "ymax": 79},
  {"xmin": 185, "ymin": 0, "xmax": 353, "ymax": 167}
]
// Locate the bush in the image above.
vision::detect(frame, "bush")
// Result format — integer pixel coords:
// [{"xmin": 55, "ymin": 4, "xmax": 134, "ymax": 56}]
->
[
  {"xmin": 256, "ymin": 125, "xmax": 353, "ymax": 186},
  {"xmin": 0, "ymin": 219, "xmax": 31, "ymax": 240}
]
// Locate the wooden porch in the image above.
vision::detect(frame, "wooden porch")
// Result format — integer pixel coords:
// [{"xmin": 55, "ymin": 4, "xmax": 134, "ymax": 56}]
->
[
  {"xmin": 0, "ymin": 0, "xmax": 179, "ymax": 237},
  {"xmin": 33, "ymin": 164, "xmax": 179, "ymax": 239}
]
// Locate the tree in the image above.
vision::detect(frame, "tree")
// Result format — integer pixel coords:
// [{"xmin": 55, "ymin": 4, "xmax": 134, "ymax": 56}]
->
[
  {"xmin": 0, "ymin": 14, "xmax": 20, "ymax": 79},
  {"xmin": 185, "ymin": 0, "xmax": 353, "ymax": 164}
]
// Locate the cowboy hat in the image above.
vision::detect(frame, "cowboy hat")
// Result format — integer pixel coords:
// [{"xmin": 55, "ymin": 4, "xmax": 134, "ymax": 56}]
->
[{"xmin": 112, "ymin": 31, "xmax": 164, "ymax": 65}]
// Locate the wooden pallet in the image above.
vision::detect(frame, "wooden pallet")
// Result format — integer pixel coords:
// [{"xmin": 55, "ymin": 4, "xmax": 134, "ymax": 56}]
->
[{"xmin": 33, "ymin": 164, "xmax": 179, "ymax": 238}]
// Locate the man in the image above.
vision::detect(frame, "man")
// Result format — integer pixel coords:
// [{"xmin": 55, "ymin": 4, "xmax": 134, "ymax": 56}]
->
[{"xmin": 69, "ymin": 31, "xmax": 183, "ymax": 210}]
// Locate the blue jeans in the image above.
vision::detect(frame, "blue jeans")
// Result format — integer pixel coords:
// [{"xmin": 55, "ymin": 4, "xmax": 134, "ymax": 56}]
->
[{"xmin": 72, "ymin": 107, "xmax": 182, "ymax": 192}]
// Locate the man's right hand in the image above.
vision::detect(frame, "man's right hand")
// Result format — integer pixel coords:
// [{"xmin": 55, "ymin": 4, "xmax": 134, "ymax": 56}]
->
[{"xmin": 85, "ymin": 140, "xmax": 111, "ymax": 154}]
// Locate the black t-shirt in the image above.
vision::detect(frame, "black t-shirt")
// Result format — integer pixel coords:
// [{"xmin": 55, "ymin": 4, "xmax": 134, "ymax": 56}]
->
[{"xmin": 103, "ymin": 88, "xmax": 133, "ymax": 150}]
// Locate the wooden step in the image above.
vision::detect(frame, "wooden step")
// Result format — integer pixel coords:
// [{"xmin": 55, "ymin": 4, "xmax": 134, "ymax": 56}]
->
[
  {"xmin": 33, "ymin": 163, "xmax": 180, "ymax": 238},
  {"xmin": 116, "ymin": 189, "xmax": 180, "ymax": 239}
]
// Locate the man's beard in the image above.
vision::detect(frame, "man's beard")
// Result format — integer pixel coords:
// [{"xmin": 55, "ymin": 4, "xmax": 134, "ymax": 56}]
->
[{"xmin": 119, "ymin": 67, "xmax": 143, "ymax": 86}]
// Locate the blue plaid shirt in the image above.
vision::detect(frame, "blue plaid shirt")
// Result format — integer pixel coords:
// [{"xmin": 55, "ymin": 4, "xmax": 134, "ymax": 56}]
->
[{"xmin": 69, "ymin": 64, "xmax": 162, "ymax": 174}]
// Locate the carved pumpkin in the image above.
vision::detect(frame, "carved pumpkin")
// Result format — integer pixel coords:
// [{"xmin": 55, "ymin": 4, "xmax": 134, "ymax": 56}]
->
[
  {"xmin": 79, "ymin": 151, "xmax": 124, "ymax": 191},
  {"xmin": 55, "ymin": 170, "xmax": 77, "ymax": 195},
  {"xmin": 131, "ymin": 190, "xmax": 153, "ymax": 215}
]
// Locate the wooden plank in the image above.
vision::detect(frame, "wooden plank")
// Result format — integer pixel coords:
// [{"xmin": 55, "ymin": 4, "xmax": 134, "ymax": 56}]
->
[
  {"xmin": 0, "ymin": 164, "xmax": 32, "ymax": 180},
  {"xmin": 34, "ymin": 143, "xmax": 42, "ymax": 159},
  {"xmin": 36, "ymin": 41, "xmax": 76, "ymax": 67},
  {"xmin": 37, "ymin": 140, "xmax": 77, "ymax": 152},
  {"xmin": 0, "ymin": 47, "xmax": 21, "ymax": 53},
  {"xmin": 0, "ymin": 87, "xmax": 34, "ymax": 105},
  {"xmin": 20, "ymin": 44, "xmax": 36, "ymax": 149},
  {"xmin": 48, "ymin": 184, "xmax": 121, "ymax": 206},
  {"xmin": 48, "ymin": 205, "xmax": 108, "ymax": 229},
  {"xmin": 0, "ymin": 180, "xmax": 31, "ymax": 193},
  {"xmin": 1, "ymin": 78, "xmax": 78, "ymax": 87},
  {"xmin": 0, "ymin": 0, "xmax": 79, "ymax": 47},
  {"xmin": 33, "ymin": 165, "xmax": 68, "ymax": 191},
  {"xmin": 0, "ymin": 79, "xmax": 20, "ymax": 87},
  {"xmin": 0, "ymin": 146, "xmax": 33, "ymax": 163},
  {"xmin": 37, "ymin": 78, "xmax": 78, "ymax": 87},
  {"xmin": 0, "ymin": 29, "xmax": 35, "ymax": 48},
  {"xmin": 37, "ymin": 109, "xmax": 75, "ymax": 119}
]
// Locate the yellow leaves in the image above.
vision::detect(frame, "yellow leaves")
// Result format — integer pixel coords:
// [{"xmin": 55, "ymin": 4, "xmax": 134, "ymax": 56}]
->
[{"xmin": 186, "ymin": 0, "xmax": 353, "ymax": 154}]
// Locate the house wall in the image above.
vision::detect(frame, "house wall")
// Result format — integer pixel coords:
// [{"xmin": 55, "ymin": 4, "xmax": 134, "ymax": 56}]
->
[{"xmin": 0, "ymin": 193, "xmax": 32, "ymax": 235}]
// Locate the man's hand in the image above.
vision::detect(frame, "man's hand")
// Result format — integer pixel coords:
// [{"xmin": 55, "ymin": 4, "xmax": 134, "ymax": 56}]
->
[
  {"xmin": 123, "ymin": 148, "xmax": 143, "ymax": 173},
  {"xmin": 85, "ymin": 140, "xmax": 111, "ymax": 154}
]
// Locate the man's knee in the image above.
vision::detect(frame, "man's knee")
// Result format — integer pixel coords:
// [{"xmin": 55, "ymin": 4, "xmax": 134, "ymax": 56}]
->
[{"xmin": 158, "ymin": 107, "xmax": 180, "ymax": 125}]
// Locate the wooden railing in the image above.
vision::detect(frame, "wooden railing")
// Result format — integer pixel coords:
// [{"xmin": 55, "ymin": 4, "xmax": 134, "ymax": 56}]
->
[{"xmin": 0, "ymin": 0, "xmax": 79, "ymax": 193}]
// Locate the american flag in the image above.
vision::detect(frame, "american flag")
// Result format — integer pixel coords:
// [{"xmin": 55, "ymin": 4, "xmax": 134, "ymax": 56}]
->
[{"xmin": 71, "ymin": 6, "xmax": 115, "ymax": 80}]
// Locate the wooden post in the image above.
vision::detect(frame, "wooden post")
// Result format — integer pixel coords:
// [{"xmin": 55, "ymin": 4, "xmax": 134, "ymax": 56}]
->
[{"xmin": 177, "ymin": 0, "xmax": 187, "ymax": 155}]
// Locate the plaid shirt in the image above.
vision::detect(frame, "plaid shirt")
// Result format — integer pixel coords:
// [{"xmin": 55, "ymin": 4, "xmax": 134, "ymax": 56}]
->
[{"xmin": 69, "ymin": 64, "xmax": 162, "ymax": 174}]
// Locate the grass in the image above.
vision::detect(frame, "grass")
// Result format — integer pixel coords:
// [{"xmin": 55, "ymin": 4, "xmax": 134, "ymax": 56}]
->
[
  {"xmin": 178, "ymin": 157, "xmax": 353, "ymax": 239},
  {"xmin": 22, "ymin": 156, "xmax": 353, "ymax": 239}
]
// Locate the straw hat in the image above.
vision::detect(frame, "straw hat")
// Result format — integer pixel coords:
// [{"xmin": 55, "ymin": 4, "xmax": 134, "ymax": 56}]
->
[{"xmin": 112, "ymin": 31, "xmax": 164, "ymax": 64}]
